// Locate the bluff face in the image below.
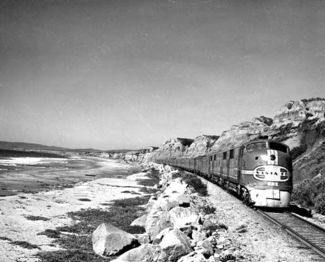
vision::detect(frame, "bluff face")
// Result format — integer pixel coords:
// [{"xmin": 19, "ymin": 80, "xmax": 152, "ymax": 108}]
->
[{"xmin": 148, "ymin": 98, "xmax": 325, "ymax": 184}]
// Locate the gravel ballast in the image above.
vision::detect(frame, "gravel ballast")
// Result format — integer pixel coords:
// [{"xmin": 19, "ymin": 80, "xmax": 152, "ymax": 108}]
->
[{"xmin": 204, "ymin": 178, "xmax": 322, "ymax": 262}]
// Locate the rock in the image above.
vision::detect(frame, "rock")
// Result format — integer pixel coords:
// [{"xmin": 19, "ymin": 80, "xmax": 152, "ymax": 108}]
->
[
  {"xmin": 112, "ymin": 244, "xmax": 161, "ymax": 262},
  {"xmin": 199, "ymin": 240, "xmax": 214, "ymax": 256},
  {"xmin": 236, "ymin": 224, "xmax": 248, "ymax": 234},
  {"xmin": 216, "ymin": 236, "xmax": 231, "ymax": 249},
  {"xmin": 154, "ymin": 195, "xmax": 178, "ymax": 211},
  {"xmin": 206, "ymin": 235, "xmax": 218, "ymax": 247},
  {"xmin": 202, "ymin": 214, "xmax": 219, "ymax": 228},
  {"xmin": 163, "ymin": 179, "xmax": 188, "ymax": 196},
  {"xmin": 159, "ymin": 228, "xmax": 192, "ymax": 262},
  {"xmin": 177, "ymin": 251, "xmax": 208, "ymax": 262},
  {"xmin": 155, "ymin": 191, "xmax": 192, "ymax": 211},
  {"xmin": 131, "ymin": 214, "xmax": 147, "ymax": 227},
  {"xmin": 169, "ymin": 207, "xmax": 200, "ymax": 229},
  {"xmin": 183, "ymin": 135, "xmax": 219, "ymax": 158},
  {"xmin": 209, "ymin": 117, "xmax": 272, "ymax": 151},
  {"xmin": 179, "ymin": 225, "xmax": 193, "ymax": 238},
  {"xmin": 207, "ymin": 256, "xmax": 217, "ymax": 262},
  {"xmin": 219, "ymin": 252, "xmax": 236, "ymax": 262},
  {"xmin": 150, "ymin": 138, "xmax": 194, "ymax": 159},
  {"xmin": 192, "ymin": 229, "xmax": 206, "ymax": 243},
  {"xmin": 135, "ymin": 233, "xmax": 150, "ymax": 244},
  {"xmin": 216, "ymin": 244, "xmax": 224, "ymax": 250},
  {"xmin": 153, "ymin": 228, "xmax": 172, "ymax": 244},
  {"xmin": 202, "ymin": 215, "xmax": 227, "ymax": 236},
  {"xmin": 176, "ymin": 194, "xmax": 191, "ymax": 207},
  {"xmin": 92, "ymin": 223, "xmax": 139, "ymax": 257},
  {"xmin": 145, "ymin": 209, "xmax": 173, "ymax": 240}
]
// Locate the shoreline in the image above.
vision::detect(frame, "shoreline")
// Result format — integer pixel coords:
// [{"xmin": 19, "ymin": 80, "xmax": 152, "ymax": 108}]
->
[
  {"xmin": 0, "ymin": 156, "xmax": 140, "ymax": 197},
  {"xmin": 0, "ymin": 159, "xmax": 154, "ymax": 262}
]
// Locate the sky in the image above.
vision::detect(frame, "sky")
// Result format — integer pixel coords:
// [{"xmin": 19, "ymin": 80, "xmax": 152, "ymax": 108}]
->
[{"xmin": 0, "ymin": 0, "xmax": 324, "ymax": 150}]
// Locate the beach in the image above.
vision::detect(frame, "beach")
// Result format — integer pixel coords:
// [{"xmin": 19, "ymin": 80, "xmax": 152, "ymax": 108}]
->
[{"xmin": 0, "ymin": 156, "xmax": 150, "ymax": 262}]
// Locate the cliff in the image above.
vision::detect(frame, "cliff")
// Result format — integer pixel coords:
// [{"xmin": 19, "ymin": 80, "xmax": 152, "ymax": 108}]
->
[
  {"xmin": 183, "ymin": 135, "xmax": 219, "ymax": 158},
  {"xmin": 147, "ymin": 98, "xmax": 325, "ymax": 184}
]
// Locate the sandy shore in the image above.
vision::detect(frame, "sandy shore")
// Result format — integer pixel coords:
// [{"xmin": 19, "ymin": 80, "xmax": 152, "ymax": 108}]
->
[
  {"xmin": 0, "ymin": 158, "xmax": 149, "ymax": 262},
  {"xmin": 0, "ymin": 156, "xmax": 140, "ymax": 196}
]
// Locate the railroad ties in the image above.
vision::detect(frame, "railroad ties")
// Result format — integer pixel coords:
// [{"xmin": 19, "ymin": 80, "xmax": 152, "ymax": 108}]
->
[{"xmin": 257, "ymin": 210, "xmax": 325, "ymax": 261}]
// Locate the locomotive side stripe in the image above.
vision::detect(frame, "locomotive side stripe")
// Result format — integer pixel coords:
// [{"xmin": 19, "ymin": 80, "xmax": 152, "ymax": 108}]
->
[
  {"xmin": 241, "ymin": 170, "xmax": 254, "ymax": 175},
  {"xmin": 275, "ymin": 150, "xmax": 278, "ymax": 165},
  {"xmin": 267, "ymin": 150, "xmax": 271, "ymax": 165},
  {"xmin": 270, "ymin": 150, "xmax": 275, "ymax": 165}
]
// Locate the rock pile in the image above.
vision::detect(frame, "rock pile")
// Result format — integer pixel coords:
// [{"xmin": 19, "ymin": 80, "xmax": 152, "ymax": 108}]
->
[{"xmin": 92, "ymin": 164, "xmax": 240, "ymax": 262}]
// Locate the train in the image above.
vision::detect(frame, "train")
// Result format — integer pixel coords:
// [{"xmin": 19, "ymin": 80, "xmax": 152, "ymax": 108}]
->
[{"xmin": 157, "ymin": 139, "xmax": 293, "ymax": 208}]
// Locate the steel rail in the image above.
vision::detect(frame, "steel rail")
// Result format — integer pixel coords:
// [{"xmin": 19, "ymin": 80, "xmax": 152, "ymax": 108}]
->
[
  {"xmin": 257, "ymin": 210, "xmax": 325, "ymax": 260},
  {"xmin": 179, "ymin": 168, "xmax": 325, "ymax": 259}
]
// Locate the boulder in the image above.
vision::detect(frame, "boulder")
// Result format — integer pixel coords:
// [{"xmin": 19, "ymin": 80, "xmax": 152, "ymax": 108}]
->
[
  {"xmin": 112, "ymin": 244, "xmax": 161, "ymax": 262},
  {"xmin": 153, "ymin": 228, "xmax": 172, "ymax": 244},
  {"xmin": 169, "ymin": 207, "xmax": 200, "ymax": 229},
  {"xmin": 163, "ymin": 179, "xmax": 188, "ymax": 196},
  {"xmin": 192, "ymin": 229, "xmax": 206, "ymax": 243},
  {"xmin": 202, "ymin": 214, "xmax": 219, "ymax": 226},
  {"xmin": 154, "ymin": 191, "xmax": 192, "ymax": 211},
  {"xmin": 197, "ymin": 239, "xmax": 214, "ymax": 256},
  {"xmin": 177, "ymin": 251, "xmax": 207, "ymax": 262},
  {"xmin": 176, "ymin": 194, "xmax": 191, "ymax": 207},
  {"xmin": 154, "ymin": 195, "xmax": 178, "ymax": 211},
  {"xmin": 135, "ymin": 233, "xmax": 150, "ymax": 244},
  {"xmin": 145, "ymin": 209, "xmax": 173, "ymax": 240},
  {"xmin": 159, "ymin": 228, "xmax": 192, "ymax": 262},
  {"xmin": 131, "ymin": 214, "xmax": 147, "ymax": 227},
  {"xmin": 92, "ymin": 223, "xmax": 139, "ymax": 257}
]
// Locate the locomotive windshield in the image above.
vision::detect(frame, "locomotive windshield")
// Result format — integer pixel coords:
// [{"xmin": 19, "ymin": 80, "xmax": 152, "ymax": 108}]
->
[
  {"xmin": 269, "ymin": 141, "xmax": 289, "ymax": 153},
  {"xmin": 245, "ymin": 141, "xmax": 267, "ymax": 152}
]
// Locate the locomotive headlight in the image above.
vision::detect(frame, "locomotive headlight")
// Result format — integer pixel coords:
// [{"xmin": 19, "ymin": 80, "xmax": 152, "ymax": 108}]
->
[{"xmin": 270, "ymin": 154, "xmax": 276, "ymax": 161}]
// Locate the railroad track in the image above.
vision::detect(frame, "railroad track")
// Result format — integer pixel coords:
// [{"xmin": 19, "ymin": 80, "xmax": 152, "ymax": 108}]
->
[
  {"xmin": 257, "ymin": 210, "xmax": 325, "ymax": 260},
  {"xmin": 185, "ymin": 170, "xmax": 325, "ymax": 260}
]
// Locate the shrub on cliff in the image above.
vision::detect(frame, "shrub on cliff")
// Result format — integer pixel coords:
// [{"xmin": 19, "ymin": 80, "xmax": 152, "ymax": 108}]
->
[
  {"xmin": 292, "ymin": 180, "xmax": 314, "ymax": 207},
  {"xmin": 172, "ymin": 172, "xmax": 208, "ymax": 196},
  {"xmin": 314, "ymin": 193, "xmax": 325, "ymax": 215},
  {"xmin": 291, "ymin": 145, "xmax": 307, "ymax": 160},
  {"xmin": 185, "ymin": 176, "xmax": 207, "ymax": 196},
  {"xmin": 292, "ymin": 177, "xmax": 325, "ymax": 215}
]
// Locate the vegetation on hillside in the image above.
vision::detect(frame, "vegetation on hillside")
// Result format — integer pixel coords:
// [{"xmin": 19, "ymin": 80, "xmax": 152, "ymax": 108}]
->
[
  {"xmin": 37, "ymin": 196, "xmax": 149, "ymax": 262},
  {"xmin": 291, "ymin": 176, "xmax": 325, "ymax": 215},
  {"xmin": 173, "ymin": 171, "xmax": 208, "ymax": 196}
]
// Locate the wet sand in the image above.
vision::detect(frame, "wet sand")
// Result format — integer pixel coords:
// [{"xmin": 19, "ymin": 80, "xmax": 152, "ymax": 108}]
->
[{"xmin": 0, "ymin": 155, "xmax": 141, "ymax": 196}]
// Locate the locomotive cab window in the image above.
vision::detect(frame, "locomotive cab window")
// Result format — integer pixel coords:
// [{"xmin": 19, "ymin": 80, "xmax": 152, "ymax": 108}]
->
[
  {"xmin": 229, "ymin": 149, "xmax": 234, "ymax": 159},
  {"xmin": 245, "ymin": 142, "xmax": 266, "ymax": 152},
  {"xmin": 269, "ymin": 141, "xmax": 288, "ymax": 153},
  {"xmin": 223, "ymin": 152, "xmax": 227, "ymax": 160}
]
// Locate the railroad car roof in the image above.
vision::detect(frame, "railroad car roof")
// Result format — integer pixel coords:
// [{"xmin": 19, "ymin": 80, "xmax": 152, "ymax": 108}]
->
[{"xmin": 204, "ymin": 139, "xmax": 288, "ymax": 157}]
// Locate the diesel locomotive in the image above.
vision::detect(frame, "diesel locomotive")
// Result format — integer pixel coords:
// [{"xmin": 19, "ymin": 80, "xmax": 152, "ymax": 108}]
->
[{"xmin": 158, "ymin": 139, "xmax": 293, "ymax": 208}]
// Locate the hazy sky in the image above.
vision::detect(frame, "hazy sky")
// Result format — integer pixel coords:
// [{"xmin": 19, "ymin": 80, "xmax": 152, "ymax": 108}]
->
[{"xmin": 0, "ymin": 0, "xmax": 324, "ymax": 149}]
